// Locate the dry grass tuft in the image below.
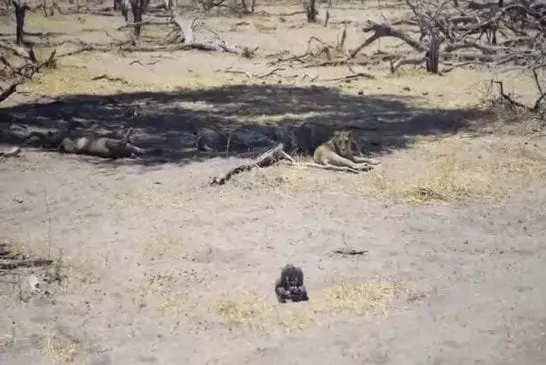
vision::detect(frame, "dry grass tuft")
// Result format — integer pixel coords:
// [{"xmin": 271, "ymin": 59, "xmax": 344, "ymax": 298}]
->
[
  {"xmin": 40, "ymin": 333, "xmax": 81, "ymax": 364},
  {"xmin": 364, "ymin": 134, "xmax": 546, "ymax": 203},
  {"xmin": 210, "ymin": 280, "xmax": 415, "ymax": 334},
  {"xmin": 141, "ymin": 235, "xmax": 181, "ymax": 257},
  {"xmin": 315, "ymin": 280, "xmax": 411, "ymax": 318},
  {"xmin": 127, "ymin": 270, "xmax": 192, "ymax": 316},
  {"xmin": 212, "ymin": 293, "xmax": 274, "ymax": 331},
  {"xmin": 401, "ymin": 151, "xmax": 470, "ymax": 203}
]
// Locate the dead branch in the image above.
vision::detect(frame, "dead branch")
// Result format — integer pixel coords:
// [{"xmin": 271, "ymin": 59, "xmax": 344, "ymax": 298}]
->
[
  {"xmin": 1, "ymin": 48, "xmax": 56, "ymax": 104},
  {"xmin": 0, "ymin": 146, "xmax": 21, "ymax": 158},
  {"xmin": 0, "ymin": 81, "xmax": 23, "ymax": 103},
  {"xmin": 210, "ymin": 143, "xmax": 293, "ymax": 186},
  {"xmin": 117, "ymin": 20, "xmax": 168, "ymax": 31},
  {"xmin": 0, "ymin": 258, "xmax": 53, "ymax": 270},
  {"xmin": 531, "ymin": 65, "xmax": 545, "ymax": 111},
  {"xmin": 128, "ymin": 60, "xmax": 160, "ymax": 66},
  {"xmin": 443, "ymin": 39, "xmax": 505, "ymax": 54},
  {"xmin": 349, "ymin": 20, "xmax": 426, "ymax": 59},
  {"xmin": 494, "ymin": 80, "xmax": 545, "ymax": 114},
  {"xmin": 0, "ymin": 40, "xmax": 36, "ymax": 62},
  {"xmin": 337, "ymin": 24, "xmax": 347, "ymax": 51},
  {"xmin": 91, "ymin": 74, "xmax": 128, "ymax": 83},
  {"xmin": 319, "ymin": 72, "xmax": 375, "ymax": 82},
  {"xmin": 332, "ymin": 248, "xmax": 368, "ymax": 256},
  {"xmin": 390, "ymin": 53, "xmax": 427, "ymax": 73},
  {"xmin": 167, "ymin": 15, "xmax": 255, "ymax": 58},
  {"xmin": 219, "ymin": 67, "xmax": 284, "ymax": 79},
  {"xmin": 295, "ymin": 162, "xmax": 361, "ymax": 174}
]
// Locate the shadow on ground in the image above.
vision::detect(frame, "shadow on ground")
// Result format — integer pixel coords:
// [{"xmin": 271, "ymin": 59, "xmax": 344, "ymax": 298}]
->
[{"xmin": 0, "ymin": 84, "xmax": 491, "ymax": 167}]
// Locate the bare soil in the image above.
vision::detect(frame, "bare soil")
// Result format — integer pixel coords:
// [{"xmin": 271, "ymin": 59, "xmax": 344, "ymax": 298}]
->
[{"xmin": 1, "ymin": 2, "xmax": 546, "ymax": 364}]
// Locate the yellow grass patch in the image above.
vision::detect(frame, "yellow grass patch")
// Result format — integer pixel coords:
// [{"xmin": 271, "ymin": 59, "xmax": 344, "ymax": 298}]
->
[
  {"xmin": 316, "ymin": 281, "xmax": 410, "ymax": 318},
  {"xmin": 40, "ymin": 332, "xmax": 81, "ymax": 364},
  {"xmin": 210, "ymin": 280, "xmax": 417, "ymax": 334},
  {"xmin": 362, "ymin": 134, "xmax": 546, "ymax": 203},
  {"xmin": 212, "ymin": 294, "xmax": 274, "ymax": 331}
]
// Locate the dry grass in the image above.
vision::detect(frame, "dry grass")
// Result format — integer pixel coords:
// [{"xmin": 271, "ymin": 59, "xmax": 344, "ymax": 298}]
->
[
  {"xmin": 317, "ymin": 281, "xmax": 411, "ymax": 318},
  {"xmin": 128, "ymin": 271, "xmax": 191, "ymax": 316},
  {"xmin": 210, "ymin": 280, "xmax": 416, "ymax": 334},
  {"xmin": 141, "ymin": 235, "xmax": 182, "ymax": 258},
  {"xmin": 233, "ymin": 130, "xmax": 545, "ymax": 204},
  {"xmin": 212, "ymin": 293, "xmax": 275, "ymax": 332},
  {"xmin": 18, "ymin": 64, "xmax": 159, "ymax": 97},
  {"xmin": 40, "ymin": 332, "xmax": 81, "ymax": 364},
  {"xmin": 366, "ymin": 134, "xmax": 546, "ymax": 203}
]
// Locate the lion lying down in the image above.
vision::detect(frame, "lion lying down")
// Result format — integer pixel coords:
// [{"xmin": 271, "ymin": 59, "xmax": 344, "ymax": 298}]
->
[
  {"xmin": 311, "ymin": 130, "xmax": 380, "ymax": 173},
  {"xmin": 59, "ymin": 128, "xmax": 161, "ymax": 159}
]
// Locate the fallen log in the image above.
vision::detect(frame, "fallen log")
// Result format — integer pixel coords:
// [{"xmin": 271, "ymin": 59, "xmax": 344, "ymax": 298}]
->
[
  {"xmin": 0, "ymin": 146, "xmax": 21, "ymax": 158},
  {"xmin": 210, "ymin": 143, "xmax": 294, "ymax": 186}
]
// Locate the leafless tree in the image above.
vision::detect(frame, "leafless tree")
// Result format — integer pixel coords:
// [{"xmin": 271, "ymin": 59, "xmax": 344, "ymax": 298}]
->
[
  {"xmin": 303, "ymin": 0, "xmax": 317, "ymax": 23},
  {"xmin": 129, "ymin": 0, "xmax": 151, "ymax": 38},
  {"xmin": 11, "ymin": 0, "xmax": 28, "ymax": 46}
]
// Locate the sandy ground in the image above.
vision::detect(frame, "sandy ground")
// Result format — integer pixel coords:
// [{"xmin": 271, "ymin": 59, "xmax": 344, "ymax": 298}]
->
[{"xmin": 1, "ymin": 1, "xmax": 546, "ymax": 364}]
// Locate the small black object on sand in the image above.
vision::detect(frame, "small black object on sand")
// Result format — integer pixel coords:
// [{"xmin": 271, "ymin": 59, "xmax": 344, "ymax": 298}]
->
[{"xmin": 275, "ymin": 264, "xmax": 309, "ymax": 303}]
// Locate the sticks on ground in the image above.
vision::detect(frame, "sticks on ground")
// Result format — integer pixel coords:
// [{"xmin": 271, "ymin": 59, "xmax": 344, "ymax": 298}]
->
[
  {"xmin": 332, "ymin": 248, "xmax": 368, "ymax": 256},
  {"xmin": 210, "ymin": 143, "xmax": 294, "ymax": 186},
  {"xmin": 0, "ymin": 243, "xmax": 53, "ymax": 272}
]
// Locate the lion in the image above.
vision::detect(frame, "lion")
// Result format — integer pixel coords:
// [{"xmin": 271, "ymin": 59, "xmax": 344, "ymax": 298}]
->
[
  {"xmin": 58, "ymin": 128, "xmax": 155, "ymax": 159},
  {"xmin": 311, "ymin": 130, "xmax": 380, "ymax": 173},
  {"xmin": 23, "ymin": 122, "xmax": 78, "ymax": 150}
]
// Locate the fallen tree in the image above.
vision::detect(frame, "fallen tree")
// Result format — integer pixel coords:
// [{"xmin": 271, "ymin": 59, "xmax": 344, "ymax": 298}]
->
[
  {"xmin": 166, "ymin": 15, "xmax": 256, "ymax": 57},
  {"xmin": 269, "ymin": 0, "xmax": 544, "ymax": 75}
]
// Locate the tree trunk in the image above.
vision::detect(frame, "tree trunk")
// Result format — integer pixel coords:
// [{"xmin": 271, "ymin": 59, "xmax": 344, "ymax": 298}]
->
[
  {"xmin": 12, "ymin": 0, "xmax": 26, "ymax": 46},
  {"xmin": 303, "ymin": 0, "xmax": 317, "ymax": 23},
  {"xmin": 129, "ymin": 0, "xmax": 149, "ymax": 38},
  {"xmin": 425, "ymin": 30, "xmax": 440, "ymax": 74},
  {"xmin": 250, "ymin": 0, "xmax": 255, "ymax": 13},
  {"xmin": 163, "ymin": 0, "xmax": 175, "ymax": 10},
  {"xmin": 121, "ymin": 0, "xmax": 129, "ymax": 21},
  {"xmin": 132, "ymin": 4, "xmax": 142, "ymax": 38}
]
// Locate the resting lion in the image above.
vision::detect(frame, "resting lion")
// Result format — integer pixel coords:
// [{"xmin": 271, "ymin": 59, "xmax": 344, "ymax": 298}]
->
[
  {"xmin": 58, "ymin": 128, "xmax": 152, "ymax": 159},
  {"xmin": 312, "ymin": 130, "xmax": 380, "ymax": 173}
]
